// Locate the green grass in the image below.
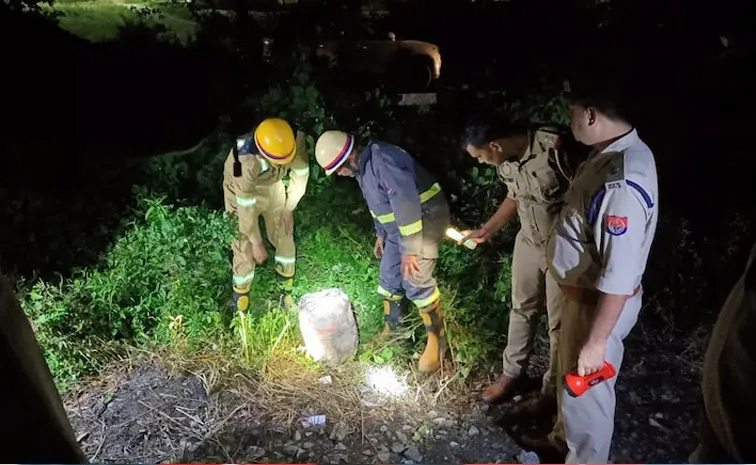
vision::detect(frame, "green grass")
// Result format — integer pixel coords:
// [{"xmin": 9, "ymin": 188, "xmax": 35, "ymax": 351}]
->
[
  {"xmin": 50, "ymin": 0, "xmax": 196, "ymax": 42},
  {"xmin": 13, "ymin": 17, "xmax": 555, "ymax": 391},
  {"xmin": 20, "ymin": 144, "xmax": 522, "ymax": 391}
]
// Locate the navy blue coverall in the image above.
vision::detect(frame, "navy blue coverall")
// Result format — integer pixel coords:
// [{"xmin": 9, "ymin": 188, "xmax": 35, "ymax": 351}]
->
[{"xmin": 355, "ymin": 141, "xmax": 450, "ymax": 310}]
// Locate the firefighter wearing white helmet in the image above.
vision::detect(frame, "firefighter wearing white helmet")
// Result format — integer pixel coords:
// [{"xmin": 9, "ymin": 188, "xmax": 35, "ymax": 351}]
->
[
  {"xmin": 315, "ymin": 130, "xmax": 451, "ymax": 373},
  {"xmin": 223, "ymin": 118, "xmax": 310, "ymax": 311}
]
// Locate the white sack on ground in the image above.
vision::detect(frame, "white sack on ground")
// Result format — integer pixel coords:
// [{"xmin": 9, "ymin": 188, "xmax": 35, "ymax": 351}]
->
[{"xmin": 298, "ymin": 288, "xmax": 358, "ymax": 366}]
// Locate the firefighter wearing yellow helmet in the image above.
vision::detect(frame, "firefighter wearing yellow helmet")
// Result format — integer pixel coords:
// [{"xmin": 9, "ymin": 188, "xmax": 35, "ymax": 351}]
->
[
  {"xmin": 315, "ymin": 130, "xmax": 451, "ymax": 373},
  {"xmin": 223, "ymin": 118, "xmax": 310, "ymax": 311}
]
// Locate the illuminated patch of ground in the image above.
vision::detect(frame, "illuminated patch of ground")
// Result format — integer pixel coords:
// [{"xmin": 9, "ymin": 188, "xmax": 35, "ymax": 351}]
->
[{"xmin": 66, "ymin": 328, "xmax": 702, "ymax": 464}]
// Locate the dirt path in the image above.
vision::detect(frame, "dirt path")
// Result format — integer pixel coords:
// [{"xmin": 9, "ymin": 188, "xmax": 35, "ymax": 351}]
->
[{"xmin": 65, "ymin": 328, "xmax": 703, "ymax": 464}]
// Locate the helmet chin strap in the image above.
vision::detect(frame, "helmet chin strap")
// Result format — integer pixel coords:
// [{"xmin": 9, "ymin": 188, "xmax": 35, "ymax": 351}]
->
[
  {"xmin": 341, "ymin": 162, "xmax": 358, "ymax": 176},
  {"xmin": 341, "ymin": 148, "xmax": 360, "ymax": 176}
]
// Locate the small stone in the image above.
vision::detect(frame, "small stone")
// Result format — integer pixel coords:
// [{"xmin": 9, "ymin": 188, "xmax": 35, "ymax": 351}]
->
[
  {"xmin": 380, "ymin": 425, "xmax": 388, "ymax": 433},
  {"xmin": 432, "ymin": 417, "xmax": 446, "ymax": 426},
  {"xmin": 294, "ymin": 430, "xmax": 302, "ymax": 441},
  {"xmin": 450, "ymin": 441, "xmax": 460, "ymax": 448},
  {"xmin": 362, "ymin": 449, "xmax": 374, "ymax": 456},
  {"xmin": 283, "ymin": 444, "xmax": 301, "ymax": 456},
  {"xmin": 305, "ymin": 431, "xmax": 314, "ymax": 437},
  {"xmin": 444, "ymin": 419, "xmax": 456, "ymax": 428},
  {"xmin": 649, "ymin": 418, "xmax": 664, "ymax": 429},
  {"xmin": 468, "ymin": 426, "xmax": 480, "ymax": 436},
  {"xmin": 303, "ymin": 442, "xmax": 315, "ymax": 449},
  {"xmin": 334, "ymin": 443, "xmax": 347, "ymax": 451},
  {"xmin": 378, "ymin": 451, "xmax": 391, "ymax": 462},
  {"xmin": 513, "ymin": 395, "xmax": 523, "ymax": 402},
  {"xmin": 402, "ymin": 424, "xmax": 413, "ymax": 432},
  {"xmin": 330, "ymin": 422, "xmax": 349, "ymax": 442},
  {"xmin": 247, "ymin": 446, "xmax": 266, "ymax": 458},
  {"xmin": 404, "ymin": 445, "xmax": 422, "ymax": 462},
  {"xmin": 427, "ymin": 410, "xmax": 439, "ymax": 419},
  {"xmin": 391, "ymin": 442, "xmax": 407, "ymax": 453},
  {"xmin": 334, "ymin": 453, "xmax": 348, "ymax": 462},
  {"xmin": 395, "ymin": 431, "xmax": 408, "ymax": 443}
]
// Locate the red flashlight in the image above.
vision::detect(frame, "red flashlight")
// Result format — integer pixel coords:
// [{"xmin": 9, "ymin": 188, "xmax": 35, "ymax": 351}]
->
[{"xmin": 564, "ymin": 361, "xmax": 616, "ymax": 397}]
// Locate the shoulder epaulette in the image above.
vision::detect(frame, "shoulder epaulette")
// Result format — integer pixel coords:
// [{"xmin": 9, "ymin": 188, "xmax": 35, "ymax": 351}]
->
[{"xmin": 604, "ymin": 152, "xmax": 626, "ymax": 190}]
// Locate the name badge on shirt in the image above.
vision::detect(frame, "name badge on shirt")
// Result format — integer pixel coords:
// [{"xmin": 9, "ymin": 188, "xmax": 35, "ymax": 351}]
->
[{"xmin": 606, "ymin": 180, "xmax": 622, "ymax": 190}]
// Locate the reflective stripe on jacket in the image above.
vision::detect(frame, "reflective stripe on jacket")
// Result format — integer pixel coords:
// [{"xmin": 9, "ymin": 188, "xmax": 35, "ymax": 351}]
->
[{"xmin": 355, "ymin": 141, "xmax": 446, "ymax": 256}]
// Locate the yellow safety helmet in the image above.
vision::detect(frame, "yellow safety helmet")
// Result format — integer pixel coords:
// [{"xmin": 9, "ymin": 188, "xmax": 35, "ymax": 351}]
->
[
  {"xmin": 315, "ymin": 130, "xmax": 355, "ymax": 176},
  {"xmin": 253, "ymin": 118, "xmax": 296, "ymax": 165}
]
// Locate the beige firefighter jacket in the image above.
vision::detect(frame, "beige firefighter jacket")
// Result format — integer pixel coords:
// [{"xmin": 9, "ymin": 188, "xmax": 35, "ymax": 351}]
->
[{"xmin": 224, "ymin": 130, "xmax": 310, "ymax": 242}]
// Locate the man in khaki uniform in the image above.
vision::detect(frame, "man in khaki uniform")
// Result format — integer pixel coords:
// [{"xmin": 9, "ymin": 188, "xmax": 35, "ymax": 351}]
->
[
  {"xmin": 0, "ymin": 272, "xmax": 87, "ymax": 462},
  {"xmin": 534, "ymin": 79, "xmax": 659, "ymax": 462},
  {"xmin": 223, "ymin": 118, "xmax": 310, "ymax": 311},
  {"xmin": 460, "ymin": 114, "xmax": 577, "ymax": 410},
  {"xmin": 689, "ymin": 242, "xmax": 756, "ymax": 463}
]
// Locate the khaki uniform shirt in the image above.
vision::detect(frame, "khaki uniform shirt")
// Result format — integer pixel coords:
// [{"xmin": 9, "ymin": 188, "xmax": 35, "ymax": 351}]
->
[
  {"xmin": 547, "ymin": 129, "xmax": 659, "ymax": 295},
  {"xmin": 224, "ymin": 130, "xmax": 310, "ymax": 239},
  {"xmin": 496, "ymin": 127, "xmax": 572, "ymax": 245}
]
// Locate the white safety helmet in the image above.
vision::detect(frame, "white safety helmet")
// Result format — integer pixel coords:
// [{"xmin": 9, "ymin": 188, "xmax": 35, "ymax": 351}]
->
[{"xmin": 315, "ymin": 130, "xmax": 355, "ymax": 176}]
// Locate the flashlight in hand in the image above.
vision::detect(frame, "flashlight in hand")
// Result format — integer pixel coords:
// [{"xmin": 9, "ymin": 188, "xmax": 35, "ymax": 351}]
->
[
  {"xmin": 445, "ymin": 227, "xmax": 477, "ymax": 250},
  {"xmin": 564, "ymin": 361, "xmax": 616, "ymax": 397}
]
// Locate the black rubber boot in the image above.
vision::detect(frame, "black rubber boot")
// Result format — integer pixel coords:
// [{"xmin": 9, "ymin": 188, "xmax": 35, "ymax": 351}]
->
[
  {"xmin": 381, "ymin": 298, "xmax": 405, "ymax": 337},
  {"xmin": 233, "ymin": 283, "xmax": 251, "ymax": 312},
  {"xmin": 277, "ymin": 273, "xmax": 295, "ymax": 309}
]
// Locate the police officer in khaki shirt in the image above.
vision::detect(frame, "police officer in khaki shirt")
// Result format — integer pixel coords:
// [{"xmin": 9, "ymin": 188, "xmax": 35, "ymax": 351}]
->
[
  {"xmin": 532, "ymin": 79, "xmax": 659, "ymax": 463},
  {"xmin": 460, "ymin": 114, "xmax": 576, "ymax": 411}
]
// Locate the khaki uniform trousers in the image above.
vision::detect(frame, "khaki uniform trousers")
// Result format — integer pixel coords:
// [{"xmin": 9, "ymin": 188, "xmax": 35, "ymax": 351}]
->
[
  {"xmin": 223, "ymin": 161, "xmax": 296, "ymax": 289},
  {"xmin": 689, "ymin": 243, "xmax": 756, "ymax": 463},
  {"xmin": 549, "ymin": 285, "xmax": 643, "ymax": 463},
  {"xmin": 0, "ymin": 273, "xmax": 87, "ymax": 463},
  {"xmin": 502, "ymin": 230, "xmax": 563, "ymax": 394}
]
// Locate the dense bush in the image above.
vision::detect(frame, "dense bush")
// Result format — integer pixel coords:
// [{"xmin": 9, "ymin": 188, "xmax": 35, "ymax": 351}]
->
[
  {"xmin": 9, "ymin": 0, "xmax": 755, "ymax": 392},
  {"xmin": 15, "ymin": 52, "xmax": 553, "ymax": 389}
]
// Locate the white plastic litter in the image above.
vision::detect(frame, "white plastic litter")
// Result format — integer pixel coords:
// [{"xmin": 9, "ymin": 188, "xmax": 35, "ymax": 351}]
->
[
  {"xmin": 517, "ymin": 449, "xmax": 540, "ymax": 464},
  {"xmin": 298, "ymin": 288, "xmax": 359, "ymax": 366},
  {"xmin": 307, "ymin": 415, "xmax": 327, "ymax": 427}
]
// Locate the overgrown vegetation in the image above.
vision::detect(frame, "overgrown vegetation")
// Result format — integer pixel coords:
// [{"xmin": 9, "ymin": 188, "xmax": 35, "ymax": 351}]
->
[
  {"xmin": 51, "ymin": 0, "xmax": 196, "ymax": 42},
  {"xmin": 19, "ymin": 59, "xmax": 534, "ymax": 390},
  {"xmin": 6, "ymin": 0, "xmax": 754, "ymax": 396}
]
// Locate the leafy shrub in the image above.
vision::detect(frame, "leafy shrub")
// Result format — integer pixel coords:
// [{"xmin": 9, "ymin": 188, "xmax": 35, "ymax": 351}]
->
[{"xmin": 11, "ymin": 15, "xmax": 584, "ymax": 389}]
